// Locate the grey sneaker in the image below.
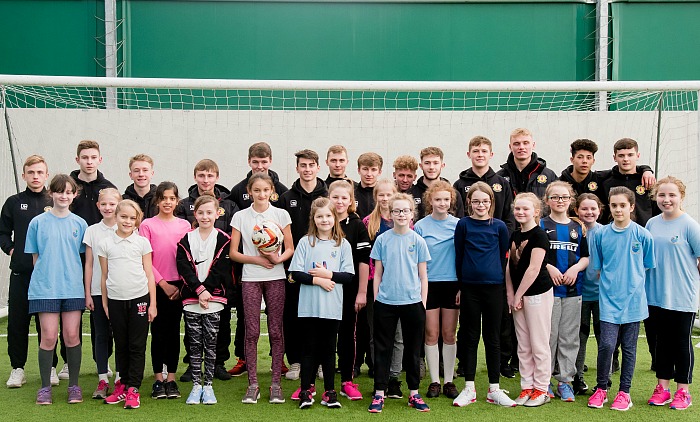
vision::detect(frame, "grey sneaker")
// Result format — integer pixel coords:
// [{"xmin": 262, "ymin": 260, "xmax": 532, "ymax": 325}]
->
[
  {"xmin": 269, "ymin": 384, "xmax": 285, "ymax": 404},
  {"xmin": 242, "ymin": 385, "xmax": 260, "ymax": 404},
  {"xmin": 92, "ymin": 380, "xmax": 109, "ymax": 399}
]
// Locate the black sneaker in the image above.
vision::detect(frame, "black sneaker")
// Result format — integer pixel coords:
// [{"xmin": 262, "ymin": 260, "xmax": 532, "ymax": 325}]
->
[
  {"xmin": 386, "ymin": 378, "xmax": 403, "ymax": 399},
  {"xmin": 583, "ymin": 364, "xmax": 588, "ymax": 373},
  {"xmin": 367, "ymin": 367, "xmax": 374, "ymax": 378},
  {"xmin": 164, "ymin": 380, "xmax": 181, "ymax": 399},
  {"xmin": 214, "ymin": 365, "xmax": 232, "ymax": 381},
  {"xmin": 611, "ymin": 357, "xmax": 620, "ymax": 374},
  {"xmin": 572, "ymin": 376, "xmax": 589, "ymax": 395},
  {"xmin": 299, "ymin": 389, "xmax": 314, "ymax": 409},
  {"xmin": 151, "ymin": 380, "xmax": 166, "ymax": 399},
  {"xmin": 426, "ymin": 382, "xmax": 440, "ymax": 398},
  {"xmin": 500, "ymin": 365, "xmax": 516, "ymax": 379},
  {"xmin": 353, "ymin": 366, "xmax": 361, "ymax": 379},
  {"xmin": 321, "ymin": 390, "xmax": 342, "ymax": 408},
  {"xmin": 179, "ymin": 366, "xmax": 192, "ymax": 383},
  {"xmin": 443, "ymin": 382, "xmax": 459, "ymax": 399}
]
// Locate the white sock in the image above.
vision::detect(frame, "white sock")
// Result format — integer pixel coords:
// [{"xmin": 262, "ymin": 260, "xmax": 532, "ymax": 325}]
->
[
  {"xmin": 424, "ymin": 344, "xmax": 440, "ymax": 384},
  {"xmin": 114, "ymin": 371, "xmax": 120, "ymax": 382},
  {"xmin": 98, "ymin": 373, "xmax": 109, "ymax": 382},
  {"xmin": 442, "ymin": 343, "xmax": 457, "ymax": 383},
  {"xmin": 466, "ymin": 381, "xmax": 475, "ymax": 389},
  {"xmin": 489, "ymin": 383, "xmax": 500, "ymax": 392}
]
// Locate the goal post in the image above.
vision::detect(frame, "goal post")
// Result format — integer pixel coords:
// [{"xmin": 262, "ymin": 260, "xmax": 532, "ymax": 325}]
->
[{"xmin": 1, "ymin": 74, "xmax": 699, "ymax": 308}]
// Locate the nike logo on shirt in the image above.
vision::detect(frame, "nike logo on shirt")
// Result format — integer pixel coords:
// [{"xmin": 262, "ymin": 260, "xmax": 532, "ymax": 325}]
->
[{"xmin": 194, "ymin": 259, "xmax": 207, "ymax": 265}]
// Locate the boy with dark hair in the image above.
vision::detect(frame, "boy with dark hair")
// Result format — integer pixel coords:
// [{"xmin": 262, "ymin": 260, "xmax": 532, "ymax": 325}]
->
[
  {"xmin": 176, "ymin": 158, "xmax": 239, "ymax": 382},
  {"xmin": 497, "ymin": 128, "xmax": 557, "ymax": 198},
  {"xmin": 1, "ymin": 156, "xmax": 58, "ymax": 388},
  {"xmin": 325, "ymin": 145, "xmax": 353, "ymax": 186},
  {"xmin": 454, "ymin": 136, "xmax": 514, "ymax": 231},
  {"xmin": 230, "ymin": 142, "xmax": 288, "ymax": 209},
  {"xmin": 279, "ymin": 149, "xmax": 328, "ymax": 380},
  {"xmin": 122, "ymin": 154, "xmax": 158, "ymax": 218},
  {"xmin": 412, "ymin": 147, "xmax": 464, "ymax": 221},
  {"xmin": 354, "ymin": 152, "xmax": 383, "ymax": 219},
  {"xmin": 560, "ymin": 138, "xmax": 654, "ymax": 201}
]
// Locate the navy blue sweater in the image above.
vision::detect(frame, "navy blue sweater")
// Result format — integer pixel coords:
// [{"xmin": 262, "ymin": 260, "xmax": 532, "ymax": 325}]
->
[{"xmin": 454, "ymin": 217, "xmax": 509, "ymax": 284}]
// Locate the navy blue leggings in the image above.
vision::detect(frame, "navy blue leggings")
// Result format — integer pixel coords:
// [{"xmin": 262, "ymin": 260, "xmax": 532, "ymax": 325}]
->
[{"xmin": 596, "ymin": 321, "xmax": 639, "ymax": 393}]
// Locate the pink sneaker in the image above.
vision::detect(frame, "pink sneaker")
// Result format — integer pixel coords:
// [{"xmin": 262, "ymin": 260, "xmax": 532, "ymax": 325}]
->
[
  {"xmin": 670, "ymin": 388, "xmax": 692, "ymax": 410},
  {"xmin": 611, "ymin": 391, "xmax": 632, "ymax": 411},
  {"xmin": 104, "ymin": 380, "xmax": 126, "ymax": 404},
  {"xmin": 340, "ymin": 381, "xmax": 363, "ymax": 400},
  {"xmin": 587, "ymin": 388, "xmax": 608, "ymax": 409},
  {"xmin": 124, "ymin": 387, "xmax": 140, "ymax": 409},
  {"xmin": 291, "ymin": 385, "xmax": 316, "ymax": 401},
  {"xmin": 648, "ymin": 384, "xmax": 671, "ymax": 406}
]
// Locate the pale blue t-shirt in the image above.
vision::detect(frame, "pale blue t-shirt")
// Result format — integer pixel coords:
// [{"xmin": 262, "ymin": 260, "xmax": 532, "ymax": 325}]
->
[
  {"xmin": 289, "ymin": 236, "xmax": 355, "ymax": 320},
  {"xmin": 25, "ymin": 212, "xmax": 87, "ymax": 300},
  {"xmin": 414, "ymin": 215, "xmax": 458, "ymax": 282},
  {"xmin": 645, "ymin": 213, "xmax": 700, "ymax": 312},
  {"xmin": 589, "ymin": 222, "xmax": 655, "ymax": 324},
  {"xmin": 581, "ymin": 223, "xmax": 602, "ymax": 301},
  {"xmin": 370, "ymin": 229, "xmax": 431, "ymax": 305}
]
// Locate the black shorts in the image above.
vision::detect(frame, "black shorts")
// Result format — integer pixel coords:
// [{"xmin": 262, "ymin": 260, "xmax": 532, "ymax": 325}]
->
[{"xmin": 426, "ymin": 281, "xmax": 460, "ymax": 310}]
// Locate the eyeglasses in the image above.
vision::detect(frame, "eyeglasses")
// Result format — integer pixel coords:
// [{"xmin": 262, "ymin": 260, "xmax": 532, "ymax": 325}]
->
[
  {"xmin": 391, "ymin": 209, "xmax": 412, "ymax": 216},
  {"xmin": 548, "ymin": 195, "xmax": 571, "ymax": 202},
  {"xmin": 470, "ymin": 200, "xmax": 491, "ymax": 206}
]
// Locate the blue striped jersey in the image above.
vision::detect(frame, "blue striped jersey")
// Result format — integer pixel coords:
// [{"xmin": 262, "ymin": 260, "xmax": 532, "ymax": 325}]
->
[{"xmin": 540, "ymin": 217, "xmax": 589, "ymax": 297}]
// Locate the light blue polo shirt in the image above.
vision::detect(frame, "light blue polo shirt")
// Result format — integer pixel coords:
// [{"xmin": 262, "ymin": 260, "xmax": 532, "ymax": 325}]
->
[
  {"xmin": 25, "ymin": 212, "xmax": 87, "ymax": 300},
  {"xmin": 590, "ymin": 222, "xmax": 655, "ymax": 324},
  {"xmin": 645, "ymin": 213, "xmax": 700, "ymax": 312},
  {"xmin": 414, "ymin": 215, "xmax": 458, "ymax": 282},
  {"xmin": 289, "ymin": 236, "xmax": 355, "ymax": 320},
  {"xmin": 370, "ymin": 229, "xmax": 431, "ymax": 305}
]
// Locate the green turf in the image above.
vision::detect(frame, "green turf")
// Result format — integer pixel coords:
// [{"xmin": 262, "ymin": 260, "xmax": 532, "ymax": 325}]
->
[{"xmin": 0, "ymin": 313, "xmax": 697, "ymax": 421}]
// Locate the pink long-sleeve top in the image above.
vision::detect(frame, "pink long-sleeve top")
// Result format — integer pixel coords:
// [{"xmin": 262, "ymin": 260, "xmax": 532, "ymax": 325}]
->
[{"xmin": 139, "ymin": 216, "xmax": 192, "ymax": 283}]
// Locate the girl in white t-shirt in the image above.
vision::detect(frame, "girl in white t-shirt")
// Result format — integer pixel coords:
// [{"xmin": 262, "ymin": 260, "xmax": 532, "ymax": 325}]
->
[
  {"xmin": 98, "ymin": 200, "xmax": 157, "ymax": 409},
  {"xmin": 230, "ymin": 173, "xmax": 294, "ymax": 405},
  {"xmin": 288, "ymin": 197, "xmax": 354, "ymax": 409},
  {"xmin": 83, "ymin": 188, "xmax": 121, "ymax": 399},
  {"xmin": 176, "ymin": 195, "xmax": 232, "ymax": 405}
]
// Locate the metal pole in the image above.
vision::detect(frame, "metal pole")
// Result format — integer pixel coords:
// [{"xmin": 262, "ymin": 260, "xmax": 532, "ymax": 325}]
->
[
  {"xmin": 1, "ymin": 87, "xmax": 21, "ymax": 194},
  {"xmin": 105, "ymin": 0, "xmax": 117, "ymax": 109},
  {"xmin": 596, "ymin": 0, "xmax": 609, "ymax": 111},
  {"xmin": 654, "ymin": 93, "xmax": 663, "ymax": 175}
]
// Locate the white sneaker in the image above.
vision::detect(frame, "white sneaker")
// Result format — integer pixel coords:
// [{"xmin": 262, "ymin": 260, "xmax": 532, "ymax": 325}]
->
[
  {"xmin": 57, "ymin": 363, "xmax": 69, "ymax": 380},
  {"xmin": 487, "ymin": 388, "xmax": 517, "ymax": 407},
  {"xmin": 285, "ymin": 363, "xmax": 301, "ymax": 380},
  {"xmin": 107, "ymin": 365, "xmax": 113, "ymax": 378},
  {"xmin": 317, "ymin": 365, "xmax": 323, "ymax": 380},
  {"xmin": 6, "ymin": 368, "xmax": 26, "ymax": 388},
  {"xmin": 453, "ymin": 385, "xmax": 477, "ymax": 407},
  {"xmin": 50, "ymin": 367, "xmax": 59, "ymax": 386}
]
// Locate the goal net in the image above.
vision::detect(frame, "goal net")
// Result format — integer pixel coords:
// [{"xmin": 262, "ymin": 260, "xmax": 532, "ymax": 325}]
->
[{"xmin": 0, "ymin": 75, "xmax": 699, "ymax": 308}]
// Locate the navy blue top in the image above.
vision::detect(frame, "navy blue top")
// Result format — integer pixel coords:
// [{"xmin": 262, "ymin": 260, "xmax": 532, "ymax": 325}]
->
[
  {"xmin": 454, "ymin": 217, "xmax": 509, "ymax": 284},
  {"xmin": 540, "ymin": 217, "xmax": 589, "ymax": 298}
]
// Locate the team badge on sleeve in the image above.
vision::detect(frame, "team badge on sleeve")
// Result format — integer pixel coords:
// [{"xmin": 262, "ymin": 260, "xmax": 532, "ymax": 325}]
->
[
  {"xmin": 587, "ymin": 182, "xmax": 598, "ymax": 191},
  {"xmin": 636, "ymin": 185, "xmax": 646, "ymax": 195},
  {"xmin": 537, "ymin": 175, "xmax": 547, "ymax": 184},
  {"xmin": 492, "ymin": 183, "xmax": 502, "ymax": 193},
  {"xmin": 217, "ymin": 207, "xmax": 225, "ymax": 216},
  {"xmin": 44, "ymin": 206, "xmax": 52, "ymax": 212},
  {"xmin": 270, "ymin": 193, "xmax": 279, "ymax": 202}
]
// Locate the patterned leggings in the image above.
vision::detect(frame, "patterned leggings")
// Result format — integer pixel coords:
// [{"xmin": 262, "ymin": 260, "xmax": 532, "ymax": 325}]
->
[
  {"xmin": 183, "ymin": 311, "xmax": 221, "ymax": 386},
  {"xmin": 243, "ymin": 279, "xmax": 285, "ymax": 386}
]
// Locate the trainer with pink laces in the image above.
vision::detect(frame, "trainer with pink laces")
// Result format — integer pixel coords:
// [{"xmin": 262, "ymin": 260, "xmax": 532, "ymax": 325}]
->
[
  {"xmin": 645, "ymin": 177, "xmax": 699, "ymax": 411},
  {"xmin": 587, "ymin": 186, "xmax": 656, "ymax": 411}
]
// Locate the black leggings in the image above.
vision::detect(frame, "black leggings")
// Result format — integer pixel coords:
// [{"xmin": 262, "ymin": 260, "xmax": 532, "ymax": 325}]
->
[
  {"xmin": 337, "ymin": 281, "xmax": 359, "ymax": 382},
  {"xmin": 300, "ymin": 318, "xmax": 340, "ymax": 392},
  {"xmin": 109, "ymin": 294, "xmax": 150, "ymax": 389},
  {"xmin": 150, "ymin": 284, "xmax": 182, "ymax": 374},
  {"xmin": 649, "ymin": 305, "xmax": 695, "ymax": 384},
  {"xmin": 459, "ymin": 284, "xmax": 503, "ymax": 383}
]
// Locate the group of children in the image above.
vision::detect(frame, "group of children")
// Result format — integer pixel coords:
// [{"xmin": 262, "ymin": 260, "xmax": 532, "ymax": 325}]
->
[{"xmin": 0, "ymin": 130, "xmax": 697, "ymax": 413}]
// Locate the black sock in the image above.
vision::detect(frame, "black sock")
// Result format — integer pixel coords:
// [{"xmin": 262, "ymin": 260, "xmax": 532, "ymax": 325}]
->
[
  {"xmin": 38, "ymin": 348, "xmax": 54, "ymax": 388},
  {"xmin": 66, "ymin": 344, "xmax": 82, "ymax": 386}
]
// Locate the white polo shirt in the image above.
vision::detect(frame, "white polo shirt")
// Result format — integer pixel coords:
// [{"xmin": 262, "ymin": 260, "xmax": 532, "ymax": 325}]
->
[
  {"xmin": 97, "ymin": 231, "xmax": 153, "ymax": 300},
  {"xmin": 84, "ymin": 221, "xmax": 117, "ymax": 296}
]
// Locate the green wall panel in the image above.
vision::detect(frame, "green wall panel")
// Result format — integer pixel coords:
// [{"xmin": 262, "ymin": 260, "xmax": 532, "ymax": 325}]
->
[
  {"xmin": 0, "ymin": 0, "xmax": 103, "ymax": 76},
  {"xmin": 122, "ymin": 1, "xmax": 596, "ymax": 81}
]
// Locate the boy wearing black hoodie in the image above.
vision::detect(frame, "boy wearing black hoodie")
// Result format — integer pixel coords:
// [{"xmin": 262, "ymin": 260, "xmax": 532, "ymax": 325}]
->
[
  {"xmin": 412, "ymin": 146, "xmax": 465, "ymax": 221},
  {"xmin": 176, "ymin": 158, "xmax": 239, "ymax": 381},
  {"xmin": 1, "ymin": 155, "xmax": 57, "ymax": 388},
  {"xmin": 278, "ymin": 149, "xmax": 328, "ymax": 380},
  {"xmin": 354, "ymin": 152, "xmax": 383, "ymax": 219},
  {"xmin": 496, "ymin": 128, "xmax": 557, "ymax": 199},
  {"xmin": 122, "ymin": 154, "xmax": 158, "ymax": 218},
  {"xmin": 230, "ymin": 142, "xmax": 288, "ymax": 210}
]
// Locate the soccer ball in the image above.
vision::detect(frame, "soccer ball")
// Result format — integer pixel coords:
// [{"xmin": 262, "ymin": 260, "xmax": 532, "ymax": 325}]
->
[{"xmin": 252, "ymin": 220, "xmax": 284, "ymax": 253}]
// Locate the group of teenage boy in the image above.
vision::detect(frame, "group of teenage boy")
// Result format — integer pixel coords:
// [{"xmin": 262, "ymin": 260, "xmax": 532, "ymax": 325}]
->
[{"xmin": 1, "ymin": 128, "xmax": 659, "ymax": 403}]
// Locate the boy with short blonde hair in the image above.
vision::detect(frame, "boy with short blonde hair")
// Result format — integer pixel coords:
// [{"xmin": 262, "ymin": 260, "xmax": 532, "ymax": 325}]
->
[
  {"xmin": 355, "ymin": 152, "xmax": 384, "ymax": 219},
  {"xmin": 123, "ymin": 154, "xmax": 157, "ymax": 218}
]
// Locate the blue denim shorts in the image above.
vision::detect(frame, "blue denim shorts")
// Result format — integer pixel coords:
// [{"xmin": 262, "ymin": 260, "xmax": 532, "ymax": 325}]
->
[{"xmin": 28, "ymin": 298, "xmax": 85, "ymax": 314}]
